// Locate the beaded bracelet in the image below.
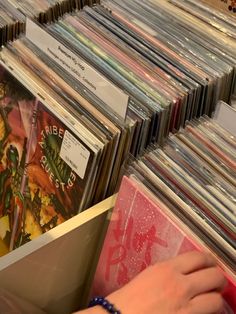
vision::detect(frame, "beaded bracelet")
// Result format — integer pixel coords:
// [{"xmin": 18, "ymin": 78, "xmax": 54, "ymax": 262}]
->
[{"xmin": 88, "ymin": 296, "xmax": 121, "ymax": 314}]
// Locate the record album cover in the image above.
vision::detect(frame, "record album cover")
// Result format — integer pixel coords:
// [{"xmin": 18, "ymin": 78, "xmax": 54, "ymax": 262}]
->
[
  {"xmin": 0, "ymin": 65, "xmax": 94, "ymax": 256},
  {"xmin": 92, "ymin": 175, "xmax": 236, "ymax": 313}
]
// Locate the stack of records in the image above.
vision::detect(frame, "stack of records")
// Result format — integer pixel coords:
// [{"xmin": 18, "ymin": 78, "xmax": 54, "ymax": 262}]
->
[
  {"xmin": 0, "ymin": 0, "xmax": 100, "ymax": 46},
  {"xmin": 0, "ymin": 41, "xmax": 133, "ymax": 255},
  {"xmin": 169, "ymin": 0, "xmax": 236, "ymax": 39},
  {"xmin": 23, "ymin": 0, "xmax": 236, "ymax": 145},
  {"xmin": 0, "ymin": 0, "xmax": 236, "ymax": 252},
  {"xmin": 0, "ymin": 0, "xmax": 236, "ymax": 255},
  {"xmin": 0, "ymin": 17, "xmax": 131, "ymax": 256},
  {"xmin": 92, "ymin": 111, "xmax": 236, "ymax": 312},
  {"xmin": 0, "ymin": 0, "xmax": 25, "ymax": 46}
]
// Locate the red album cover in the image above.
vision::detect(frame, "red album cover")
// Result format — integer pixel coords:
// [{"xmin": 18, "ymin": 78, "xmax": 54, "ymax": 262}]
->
[
  {"xmin": 92, "ymin": 175, "xmax": 236, "ymax": 313},
  {"xmin": 0, "ymin": 66, "xmax": 93, "ymax": 256}
]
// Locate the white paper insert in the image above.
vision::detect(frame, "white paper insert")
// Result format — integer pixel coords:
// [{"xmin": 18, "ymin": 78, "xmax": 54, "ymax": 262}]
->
[
  {"xmin": 60, "ymin": 130, "xmax": 90, "ymax": 179},
  {"xmin": 25, "ymin": 18, "xmax": 129, "ymax": 120}
]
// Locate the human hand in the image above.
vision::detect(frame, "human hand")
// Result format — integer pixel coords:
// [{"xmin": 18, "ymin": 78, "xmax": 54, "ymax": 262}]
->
[{"xmin": 106, "ymin": 251, "xmax": 227, "ymax": 314}]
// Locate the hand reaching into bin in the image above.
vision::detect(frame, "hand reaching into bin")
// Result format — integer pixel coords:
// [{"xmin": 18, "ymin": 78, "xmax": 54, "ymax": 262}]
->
[{"xmin": 78, "ymin": 251, "xmax": 227, "ymax": 314}]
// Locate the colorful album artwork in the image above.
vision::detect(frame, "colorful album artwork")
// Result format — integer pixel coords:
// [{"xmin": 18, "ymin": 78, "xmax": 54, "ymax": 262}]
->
[{"xmin": 0, "ymin": 66, "xmax": 92, "ymax": 255}]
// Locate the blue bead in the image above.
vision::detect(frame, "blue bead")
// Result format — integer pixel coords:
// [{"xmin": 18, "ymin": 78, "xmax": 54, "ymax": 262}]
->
[{"xmin": 89, "ymin": 297, "xmax": 121, "ymax": 314}]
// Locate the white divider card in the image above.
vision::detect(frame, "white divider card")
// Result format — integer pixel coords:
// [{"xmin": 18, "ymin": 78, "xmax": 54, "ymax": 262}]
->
[
  {"xmin": 213, "ymin": 101, "xmax": 236, "ymax": 137},
  {"xmin": 25, "ymin": 18, "xmax": 129, "ymax": 121}
]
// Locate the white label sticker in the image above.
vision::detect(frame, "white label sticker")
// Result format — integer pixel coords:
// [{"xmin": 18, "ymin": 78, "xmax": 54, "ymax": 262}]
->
[
  {"xmin": 60, "ymin": 130, "xmax": 90, "ymax": 179},
  {"xmin": 25, "ymin": 18, "xmax": 129, "ymax": 120}
]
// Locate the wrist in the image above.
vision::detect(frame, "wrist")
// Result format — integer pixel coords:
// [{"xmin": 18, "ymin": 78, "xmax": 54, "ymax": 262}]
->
[
  {"xmin": 88, "ymin": 297, "xmax": 121, "ymax": 314},
  {"xmin": 89, "ymin": 305, "xmax": 108, "ymax": 314},
  {"xmin": 75, "ymin": 305, "xmax": 107, "ymax": 314}
]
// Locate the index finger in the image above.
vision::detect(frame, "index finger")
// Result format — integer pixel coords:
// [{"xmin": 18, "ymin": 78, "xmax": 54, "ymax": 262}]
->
[{"xmin": 169, "ymin": 251, "xmax": 217, "ymax": 274}]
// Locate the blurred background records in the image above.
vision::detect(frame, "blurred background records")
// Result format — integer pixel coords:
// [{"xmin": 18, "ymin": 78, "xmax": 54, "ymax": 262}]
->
[
  {"xmin": 98, "ymin": 0, "xmax": 236, "ymax": 107},
  {"xmin": 0, "ymin": 0, "xmax": 100, "ymax": 46},
  {"xmin": 0, "ymin": 0, "xmax": 25, "ymax": 46},
  {"xmin": 22, "ymin": 0, "xmax": 236, "ymax": 147}
]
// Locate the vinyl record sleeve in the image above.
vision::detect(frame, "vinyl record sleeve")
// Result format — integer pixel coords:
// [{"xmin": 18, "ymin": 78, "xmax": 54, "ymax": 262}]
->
[
  {"xmin": 106, "ymin": 0, "xmax": 223, "ymax": 111},
  {"xmin": 46, "ymin": 22, "xmax": 165, "ymax": 144},
  {"xmin": 163, "ymin": 136, "xmax": 236, "ymax": 214},
  {"xmin": 0, "ymin": 61, "xmax": 100, "ymax": 256},
  {"xmin": 7, "ymin": 38, "xmax": 125, "ymax": 202},
  {"xmin": 187, "ymin": 120, "xmax": 236, "ymax": 165},
  {"xmin": 54, "ymin": 17, "xmax": 170, "ymax": 141},
  {"xmin": 138, "ymin": 155, "xmax": 236, "ymax": 245},
  {"xmin": 76, "ymin": 8, "xmax": 185, "ymax": 133},
  {"xmin": 146, "ymin": 149, "xmax": 236, "ymax": 234},
  {"xmin": 92, "ymin": 175, "xmax": 236, "ymax": 312},
  {"xmin": 199, "ymin": 116, "xmax": 236, "ymax": 151},
  {"xmin": 169, "ymin": 0, "xmax": 236, "ymax": 40},
  {"xmin": 128, "ymin": 160, "xmax": 236, "ymax": 268},
  {"xmin": 176, "ymin": 131, "xmax": 236, "ymax": 187},
  {"xmin": 96, "ymin": 2, "xmax": 204, "ymax": 123}
]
